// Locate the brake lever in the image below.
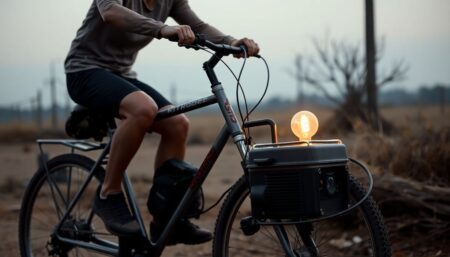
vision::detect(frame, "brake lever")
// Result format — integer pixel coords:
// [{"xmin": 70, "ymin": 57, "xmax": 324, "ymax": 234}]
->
[{"xmin": 239, "ymin": 45, "xmax": 261, "ymax": 59}]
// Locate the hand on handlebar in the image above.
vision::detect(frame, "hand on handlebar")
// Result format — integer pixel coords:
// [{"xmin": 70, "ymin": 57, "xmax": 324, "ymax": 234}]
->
[
  {"xmin": 160, "ymin": 25, "xmax": 195, "ymax": 45},
  {"xmin": 164, "ymin": 32, "xmax": 260, "ymax": 58},
  {"xmin": 230, "ymin": 38, "xmax": 260, "ymax": 58}
]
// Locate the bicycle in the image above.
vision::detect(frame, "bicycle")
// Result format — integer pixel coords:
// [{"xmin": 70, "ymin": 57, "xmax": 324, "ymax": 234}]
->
[{"xmin": 19, "ymin": 36, "xmax": 391, "ymax": 257}]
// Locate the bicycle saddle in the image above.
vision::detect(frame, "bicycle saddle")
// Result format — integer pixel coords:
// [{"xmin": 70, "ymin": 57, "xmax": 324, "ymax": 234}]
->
[{"xmin": 65, "ymin": 105, "xmax": 110, "ymax": 141}]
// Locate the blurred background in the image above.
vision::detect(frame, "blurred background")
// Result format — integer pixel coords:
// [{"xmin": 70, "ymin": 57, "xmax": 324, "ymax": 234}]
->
[{"xmin": 0, "ymin": 0, "xmax": 449, "ymax": 256}]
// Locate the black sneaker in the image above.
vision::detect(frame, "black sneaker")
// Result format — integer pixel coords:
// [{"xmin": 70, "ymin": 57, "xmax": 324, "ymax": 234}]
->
[
  {"xmin": 93, "ymin": 191, "xmax": 140, "ymax": 237},
  {"xmin": 150, "ymin": 219, "xmax": 212, "ymax": 245}
]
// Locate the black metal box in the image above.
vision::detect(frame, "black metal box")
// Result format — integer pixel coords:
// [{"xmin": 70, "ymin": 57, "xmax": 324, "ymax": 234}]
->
[{"xmin": 247, "ymin": 142, "xmax": 349, "ymax": 220}]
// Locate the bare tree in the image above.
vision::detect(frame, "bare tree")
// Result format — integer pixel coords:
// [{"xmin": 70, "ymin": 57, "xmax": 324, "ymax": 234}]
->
[{"xmin": 291, "ymin": 37, "xmax": 407, "ymax": 132}]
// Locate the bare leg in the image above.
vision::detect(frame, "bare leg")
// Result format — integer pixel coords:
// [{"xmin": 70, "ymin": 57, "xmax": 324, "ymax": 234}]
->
[
  {"xmin": 148, "ymin": 107, "xmax": 213, "ymax": 245},
  {"xmin": 151, "ymin": 105, "xmax": 190, "ymax": 169},
  {"xmin": 101, "ymin": 91, "xmax": 158, "ymax": 196}
]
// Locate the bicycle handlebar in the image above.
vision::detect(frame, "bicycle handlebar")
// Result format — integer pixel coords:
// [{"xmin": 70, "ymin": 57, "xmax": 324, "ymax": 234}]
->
[{"xmin": 168, "ymin": 34, "xmax": 246, "ymax": 56}]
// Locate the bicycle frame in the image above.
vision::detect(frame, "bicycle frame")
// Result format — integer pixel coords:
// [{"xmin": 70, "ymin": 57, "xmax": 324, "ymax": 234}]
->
[{"xmin": 37, "ymin": 52, "xmax": 252, "ymax": 257}]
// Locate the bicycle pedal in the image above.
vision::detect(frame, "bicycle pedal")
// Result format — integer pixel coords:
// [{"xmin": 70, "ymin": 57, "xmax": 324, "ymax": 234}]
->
[{"xmin": 240, "ymin": 216, "xmax": 260, "ymax": 236}]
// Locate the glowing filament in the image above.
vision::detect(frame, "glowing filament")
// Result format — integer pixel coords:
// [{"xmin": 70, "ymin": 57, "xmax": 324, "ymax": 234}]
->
[{"xmin": 291, "ymin": 111, "xmax": 319, "ymax": 141}]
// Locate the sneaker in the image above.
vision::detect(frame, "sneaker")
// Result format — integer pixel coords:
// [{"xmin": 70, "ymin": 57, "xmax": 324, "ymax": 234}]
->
[
  {"xmin": 150, "ymin": 219, "xmax": 212, "ymax": 245},
  {"xmin": 93, "ymin": 191, "xmax": 140, "ymax": 237}
]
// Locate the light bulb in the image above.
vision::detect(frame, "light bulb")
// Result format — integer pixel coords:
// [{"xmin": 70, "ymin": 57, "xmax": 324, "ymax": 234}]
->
[{"xmin": 291, "ymin": 111, "xmax": 319, "ymax": 141}]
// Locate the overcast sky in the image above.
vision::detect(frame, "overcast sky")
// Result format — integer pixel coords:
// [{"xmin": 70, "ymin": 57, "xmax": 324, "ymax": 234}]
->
[{"xmin": 0, "ymin": 0, "xmax": 449, "ymax": 108}]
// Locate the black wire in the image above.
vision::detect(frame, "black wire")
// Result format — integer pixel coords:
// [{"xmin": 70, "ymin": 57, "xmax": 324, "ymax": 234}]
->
[
  {"xmin": 254, "ymin": 158, "xmax": 374, "ymax": 225},
  {"xmin": 199, "ymin": 187, "xmax": 232, "ymax": 214},
  {"xmin": 244, "ymin": 56, "xmax": 270, "ymax": 122},
  {"xmin": 193, "ymin": 47, "xmax": 271, "ymax": 214},
  {"xmin": 234, "ymin": 49, "xmax": 251, "ymax": 142},
  {"xmin": 234, "ymin": 50, "xmax": 248, "ymax": 123},
  {"xmin": 240, "ymin": 56, "xmax": 270, "ymax": 162},
  {"xmin": 199, "ymin": 47, "xmax": 271, "ymax": 146},
  {"xmin": 200, "ymin": 48, "xmax": 251, "ymax": 140}
]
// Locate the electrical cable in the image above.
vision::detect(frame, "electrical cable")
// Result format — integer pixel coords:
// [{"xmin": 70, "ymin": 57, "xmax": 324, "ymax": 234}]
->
[
  {"xmin": 199, "ymin": 48, "xmax": 251, "ymax": 141},
  {"xmin": 234, "ymin": 48, "xmax": 251, "ymax": 143},
  {"xmin": 244, "ymin": 56, "xmax": 270, "ymax": 121},
  {"xmin": 254, "ymin": 158, "xmax": 374, "ymax": 225},
  {"xmin": 199, "ymin": 187, "xmax": 232, "ymax": 215},
  {"xmin": 194, "ymin": 46, "xmax": 270, "ymax": 214},
  {"xmin": 199, "ymin": 47, "xmax": 270, "ymax": 144}
]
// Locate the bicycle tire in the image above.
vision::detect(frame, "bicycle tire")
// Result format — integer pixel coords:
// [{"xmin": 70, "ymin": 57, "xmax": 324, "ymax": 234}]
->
[
  {"xmin": 18, "ymin": 153, "xmax": 114, "ymax": 257},
  {"xmin": 213, "ymin": 175, "xmax": 391, "ymax": 257}
]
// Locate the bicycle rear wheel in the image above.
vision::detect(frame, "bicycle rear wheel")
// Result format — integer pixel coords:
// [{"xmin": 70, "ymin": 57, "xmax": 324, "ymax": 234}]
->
[
  {"xmin": 213, "ymin": 175, "xmax": 391, "ymax": 257},
  {"xmin": 19, "ymin": 153, "xmax": 117, "ymax": 257}
]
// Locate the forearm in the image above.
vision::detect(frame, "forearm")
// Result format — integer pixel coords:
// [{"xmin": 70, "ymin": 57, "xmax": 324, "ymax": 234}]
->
[
  {"xmin": 100, "ymin": 4, "xmax": 166, "ymax": 38},
  {"xmin": 190, "ymin": 22, "xmax": 235, "ymax": 45},
  {"xmin": 170, "ymin": 0, "xmax": 234, "ymax": 44}
]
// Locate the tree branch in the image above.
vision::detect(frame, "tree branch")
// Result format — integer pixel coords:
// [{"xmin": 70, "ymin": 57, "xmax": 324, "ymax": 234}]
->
[{"xmin": 377, "ymin": 60, "xmax": 409, "ymax": 88}]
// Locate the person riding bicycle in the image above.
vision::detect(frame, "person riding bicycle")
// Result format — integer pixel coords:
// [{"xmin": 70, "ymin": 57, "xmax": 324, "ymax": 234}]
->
[{"xmin": 64, "ymin": 0, "xmax": 259, "ymax": 245}]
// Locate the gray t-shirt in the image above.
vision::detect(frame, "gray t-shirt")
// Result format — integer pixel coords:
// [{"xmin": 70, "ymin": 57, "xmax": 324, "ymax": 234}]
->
[{"xmin": 64, "ymin": 0, "xmax": 234, "ymax": 78}]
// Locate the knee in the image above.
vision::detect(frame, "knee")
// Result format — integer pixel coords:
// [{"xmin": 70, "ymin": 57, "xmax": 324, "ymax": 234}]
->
[
  {"xmin": 165, "ymin": 114, "xmax": 190, "ymax": 138},
  {"xmin": 132, "ymin": 104, "xmax": 158, "ymax": 129},
  {"xmin": 120, "ymin": 92, "xmax": 158, "ymax": 129}
]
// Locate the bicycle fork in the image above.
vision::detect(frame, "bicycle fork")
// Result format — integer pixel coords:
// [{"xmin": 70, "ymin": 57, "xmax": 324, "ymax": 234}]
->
[{"xmin": 273, "ymin": 223, "xmax": 319, "ymax": 257}]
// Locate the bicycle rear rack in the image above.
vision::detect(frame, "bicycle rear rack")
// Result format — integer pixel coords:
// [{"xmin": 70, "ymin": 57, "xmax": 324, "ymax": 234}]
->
[
  {"xmin": 37, "ymin": 139, "xmax": 106, "ymax": 152},
  {"xmin": 36, "ymin": 139, "xmax": 108, "ymax": 169}
]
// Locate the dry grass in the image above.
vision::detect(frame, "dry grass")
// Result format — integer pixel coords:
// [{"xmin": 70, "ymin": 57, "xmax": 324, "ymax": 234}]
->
[
  {"xmin": 346, "ymin": 105, "xmax": 450, "ymax": 185},
  {"xmin": 0, "ymin": 122, "xmax": 38, "ymax": 142},
  {"xmin": 187, "ymin": 104, "xmax": 449, "ymax": 186},
  {"xmin": 340, "ymin": 106, "xmax": 450, "ymax": 256},
  {"xmin": 389, "ymin": 127, "xmax": 449, "ymax": 186},
  {"xmin": 186, "ymin": 104, "xmax": 333, "ymax": 144},
  {"xmin": 0, "ymin": 121, "xmax": 67, "ymax": 143},
  {"xmin": 0, "ymin": 105, "xmax": 448, "ymax": 256},
  {"xmin": 1, "ymin": 105, "xmax": 447, "ymax": 182}
]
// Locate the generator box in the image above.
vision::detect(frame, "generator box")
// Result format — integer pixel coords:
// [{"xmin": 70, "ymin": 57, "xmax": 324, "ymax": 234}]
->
[{"xmin": 246, "ymin": 142, "xmax": 349, "ymax": 220}]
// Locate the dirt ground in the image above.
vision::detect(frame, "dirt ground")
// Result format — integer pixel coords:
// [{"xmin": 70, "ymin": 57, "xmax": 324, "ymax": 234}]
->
[
  {"xmin": 0, "ymin": 138, "xmax": 446, "ymax": 257},
  {"xmin": 0, "ymin": 138, "xmax": 245, "ymax": 257},
  {"xmin": 1, "ymin": 105, "xmax": 447, "ymax": 257}
]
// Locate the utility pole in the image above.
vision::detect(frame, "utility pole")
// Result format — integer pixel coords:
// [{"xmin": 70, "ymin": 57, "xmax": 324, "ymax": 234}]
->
[
  {"xmin": 30, "ymin": 97, "xmax": 36, "ymax": 125},
  {"xmin": 48, "ymin": 62, "xmax": 58, "ymax": 129},
  {"xmin": 437, "ymin": 85, "xmax": 446, "ymax": 114},
  {"xmin": 365, "ymin": 0, "xmax": 379, "ymax": 131},
  {"xmin": 36, "ymin": 90, "xmax": 43, "ymax": 131}
]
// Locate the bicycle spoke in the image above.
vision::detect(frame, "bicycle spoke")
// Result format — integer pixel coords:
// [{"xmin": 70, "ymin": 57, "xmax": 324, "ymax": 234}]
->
[
  {"xmin": 76, "ymin": 169, "xmax": 82, "ymax": 219},
  {"xmin": 215, "ymin": 175, "xmax": 388, "ymax": 257},
  {"xmin": 21, "ymin": 156, "xmax": 115, "ymax": 257},
  {"xmin": 31, "ymin": 213, "xmax": 56, "ymax": 229},
  {"xmin": 29, "ymin": 234, "xmax": 51, "ymax": 241},
  {"xmin": 67, "ymin": 167, "xmax": 73, "ymax": 209},
  {"xmin": 45, "ymin": 175, "xmax": 67, "ymax": 220},
  {"xmin": 229, "ymin": 232, "xmax": 282, "ymax": 254}
]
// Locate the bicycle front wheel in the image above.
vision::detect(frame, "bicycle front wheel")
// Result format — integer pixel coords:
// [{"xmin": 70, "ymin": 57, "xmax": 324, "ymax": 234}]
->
[
  {"xmin": 213, "ymin": 175, "xmax": 391, "ymax": 257},
  {"xmin": 19, "ymin": 153, "xmax": 116, "ymax": 257}
]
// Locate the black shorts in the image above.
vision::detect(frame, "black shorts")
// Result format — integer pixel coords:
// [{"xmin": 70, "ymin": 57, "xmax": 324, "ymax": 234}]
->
[{"xmin": 66, "ymin": 68, "xmax": 171, "ymax": 117}]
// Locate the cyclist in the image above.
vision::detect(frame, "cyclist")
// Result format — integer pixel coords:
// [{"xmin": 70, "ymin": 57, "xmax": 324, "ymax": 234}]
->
[{"xmin": 64, "ymin": 0, "xmax": 259, "ymax": 245}]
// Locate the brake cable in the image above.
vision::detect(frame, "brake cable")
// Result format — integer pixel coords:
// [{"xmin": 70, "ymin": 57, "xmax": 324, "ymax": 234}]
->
[{"xmin": 189, "ymin": 46, "xmax": 270, "ymax": 214}]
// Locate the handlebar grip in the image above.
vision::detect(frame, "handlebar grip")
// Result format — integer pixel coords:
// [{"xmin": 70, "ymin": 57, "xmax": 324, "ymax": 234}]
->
[
  {"xmin": 167, "ymin": 34, "xmax": 259, "ymax": 57},
  {"xmin": 167, "ymin": 34, "xmax": 205, "ymax": 45},
  {"xmin": 167, "ymin": 35, "xmax": 179, "ymax": 42}
]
